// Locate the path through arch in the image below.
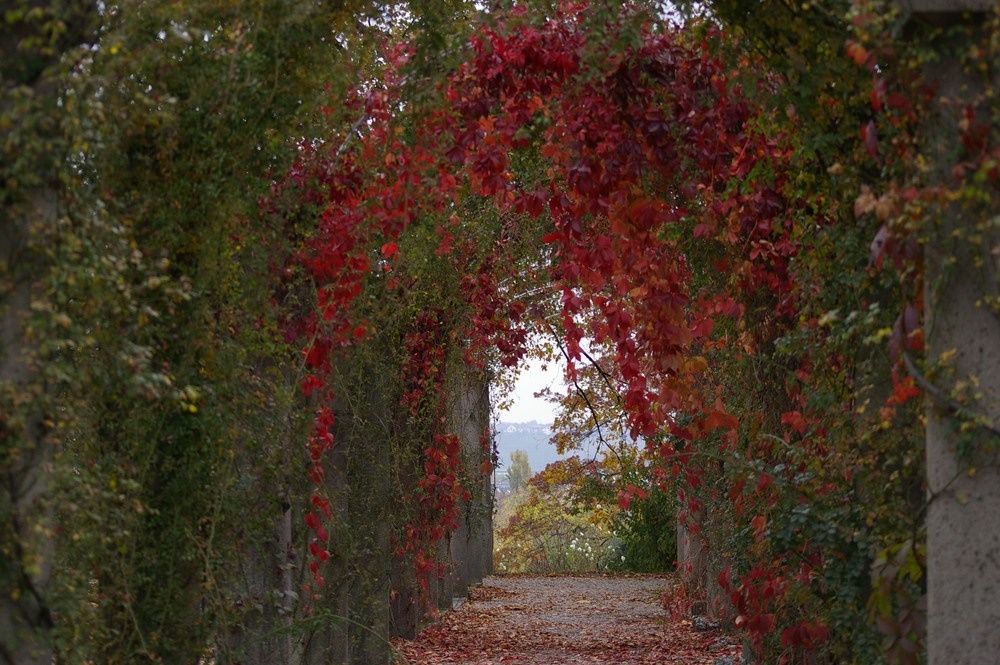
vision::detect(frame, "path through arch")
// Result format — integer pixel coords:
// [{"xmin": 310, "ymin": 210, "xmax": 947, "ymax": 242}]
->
[{"xmin": 393, "ymin": 574, "xmax": 741, "ymax": 664}]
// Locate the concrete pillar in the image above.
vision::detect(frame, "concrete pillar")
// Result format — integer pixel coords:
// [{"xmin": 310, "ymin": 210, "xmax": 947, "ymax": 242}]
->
[
  {"xmin": 448, "ymin": 368, "xmax": 493, "ymax": 597},
  {"xmin": 902, "ymin": 2, "xmax": 1000, "ymax": 661},
  {"xmin": 676, "ymin": 503, "xmax": 707, "ymax": 600}
]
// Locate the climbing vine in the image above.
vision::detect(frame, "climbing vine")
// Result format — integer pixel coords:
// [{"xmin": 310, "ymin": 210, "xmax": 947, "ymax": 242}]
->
[
  {"xmin": 3, "ymin": 1, "xmax": 994, "ymax": 662},
  {"xmin": 275, "ymin": 0, "xmax": 796, "ymax": 634},
  {"xmin": 274, "ymin": 1, "xmax": 997, "ymax": 662}
]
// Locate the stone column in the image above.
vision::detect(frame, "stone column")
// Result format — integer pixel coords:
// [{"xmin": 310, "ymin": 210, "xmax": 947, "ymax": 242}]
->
[
  {"xmin": 901, "ymin": 2, "xmax": 1000, "ymax": 662},
  {"xmin": 448, "ymin": 368, "xmax": 493, "ymax": 598}
]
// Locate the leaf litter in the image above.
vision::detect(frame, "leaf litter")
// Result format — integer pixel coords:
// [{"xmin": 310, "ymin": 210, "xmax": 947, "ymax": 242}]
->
[{"xmin": 393, "ymin": 574, "xmax": 741, "ymax": 664}]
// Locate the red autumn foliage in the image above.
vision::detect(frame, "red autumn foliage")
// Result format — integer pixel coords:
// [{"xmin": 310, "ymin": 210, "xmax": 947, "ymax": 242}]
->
[{"xmin": 263, "ymin": 0, "xmax": 938, "ymax": 656}]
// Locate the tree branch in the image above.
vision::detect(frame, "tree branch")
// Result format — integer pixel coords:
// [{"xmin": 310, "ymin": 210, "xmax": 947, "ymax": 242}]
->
[{"xmin": 902, "ymin": 350, "xmax": 1000, "ymax": 439}]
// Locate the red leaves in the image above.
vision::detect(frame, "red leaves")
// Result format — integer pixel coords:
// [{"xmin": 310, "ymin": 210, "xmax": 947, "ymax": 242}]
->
[
  {"xmin": 700, "ymin": 408, "xmax": 737, "ymax": 434},
  {"xmin": 736, "ymin": 612, "xmax": 775, "ymax": 633},
  {"xmin": 750, "ymin": 514, "xmax": 767, "ymax": 542},
  {"xmin": 513, "ymin": 190, "xmax": 549, "ymax": 218},
  {"xmin": 888, "ymin": 375, "xmax": 920, "ymax": 406},
  {"xmin": 308, "ymin": 541, "xmax": 330, "ymax": 561},
  {"xmin": 401, "ymin": 308, "xmax": 449, "ymax": 415},
  {"xmin": 625, "ymin": 198, "xmax": 664, "ymax": 232},
  {"xmin": 303, "ymin": 339, "xmax": 331, "ymax": 371},
  {"xmin": 270, "ymin": 3, "xmax": 827, "ymax": 639},
  {"xmin": 845, "ymin": 40, "xmax": 869, "ymax": 67},
  {"xmin": 730, "ymin": 565, "xmax": 790, "ymax": 656},
  {"xmin": 780, "ymin": 410, "xmax": 809, "ymax": 435},
  {"xmin": 381, "ymin": 241, "xmax": 399, "ymax": 258},
  {"xmin": 861, "ymin": 120, "xmax": 879, "ymax": 159},
  {"xmin": 881, "ymin": 368, "xmax": 922, "ymax": 423},
  {"xmin": 617, "ymin": 484, "xmax": 648, "ymax": 510},
  {"xmin": 718, "ymin": 565, "xmax": 732, "ymax": 591},
  {"xmin": 403, "ymin": 431, "xmax": 469, "ymax": 590},
  {"xmin": 871, "ymin": 77, "xmax": 887, "ymax": 113},
  {"xmin": 311, "ymin": 494, "xmax": 332, "ymax": 519},
  {"xmin": 301, "ymin": 374, "xmax": 322, "ymax": 396},
  {"xmin": 305, "ymin": 500, "xmax": 332, "ymax": 584},
  {"xmin": 781, "ymin": 620, "xmax": 829, "ymax": 651},
  {"xmin": 434, "ymin": 231, "xmax": 453, "ymax": 256}
]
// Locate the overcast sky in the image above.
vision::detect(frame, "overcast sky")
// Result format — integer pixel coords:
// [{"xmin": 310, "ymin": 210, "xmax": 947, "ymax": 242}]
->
[{"xmin": 501, "ymin": 355, "xmax": 566, "ymax": 424}]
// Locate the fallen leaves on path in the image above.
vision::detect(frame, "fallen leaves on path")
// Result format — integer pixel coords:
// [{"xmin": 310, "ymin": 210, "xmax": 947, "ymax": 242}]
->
[{"xmin": 392, "ymin": 574, "xmax": 741, "ymax": 665}]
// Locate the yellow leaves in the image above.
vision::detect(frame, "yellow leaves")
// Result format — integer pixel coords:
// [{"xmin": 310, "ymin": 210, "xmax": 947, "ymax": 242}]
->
[
  {"xmin": 854, "ymin": 185, "xmax": 889, "ymax": 221},
  {"xmin": 864, "ymin": 327, "xmax": 893, "ymax": 346},
  {"xmin": 937, "ymin": 347, "xmax": 958, "ymax": 367},
  {"xmin": 817, "ymin": 309, "xmax": 839, "ymax": 327},
  {"xmin": 175, "ymin": 385, "xmax": 201, "ymax": 414},
  {"xmin": 683, "ymin": 355, "xmax": 708, "ymax": 374}
]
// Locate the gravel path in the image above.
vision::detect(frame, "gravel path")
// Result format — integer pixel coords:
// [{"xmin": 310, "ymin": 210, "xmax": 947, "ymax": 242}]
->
[{"xmin": 393, "ymin": 574, "xmax": 741, "ymax": 664}]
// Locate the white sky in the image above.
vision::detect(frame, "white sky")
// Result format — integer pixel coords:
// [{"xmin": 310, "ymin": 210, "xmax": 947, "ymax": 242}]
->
[{"xmin": 502, "ymin": 355, "xmax": 567, "ymax": 424}]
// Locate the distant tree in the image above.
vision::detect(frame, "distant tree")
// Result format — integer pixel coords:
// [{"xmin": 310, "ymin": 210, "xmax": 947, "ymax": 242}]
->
[
  {"xmin": 507, "ymin": 451, "xmax": 532, "ymax": 494},
  {"xmin": 495, "ymin": 458, "xmax": 618, "ymax": 574}
]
